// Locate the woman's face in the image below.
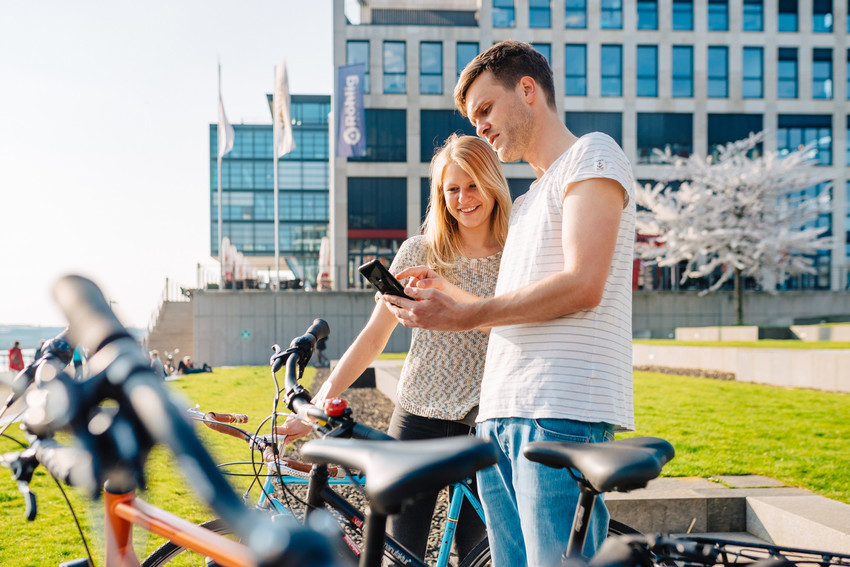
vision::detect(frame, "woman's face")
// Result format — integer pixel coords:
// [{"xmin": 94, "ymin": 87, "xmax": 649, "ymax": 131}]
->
[{"xmin": 442, "ymin": 162, "xmax": 495, "ymax": 232}]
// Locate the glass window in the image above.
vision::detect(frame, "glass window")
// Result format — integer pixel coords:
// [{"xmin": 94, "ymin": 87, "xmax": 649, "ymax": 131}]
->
[
  {"xmin": 347, "ymin": 40, "xmax": 370, "ymax": 94},
  {"xmin": 564, "ymin": 0, "xmax": 587, "ymax": 28},
  {"xmin": 532, "ymin": 43, "xmax": 551, "ymax": 65},
  {"xmin": 708, "ymin": 114, "xmax": 763, "ymax": 155},
  {"xmin": 777, "ymin": 114, "xmax": 832, "ymax": 166},
  {"xmin": 778, "ymin": 47, "xmax": 798, "ymax": 99},
  {"xmin": 565, "ymin": 111, "xmax": 623, "ymax": 147},
  {"xmin": 778, "ymin": 0, "xmax": 798, "ymax": 31},
  {"xmin": 637, "ymin": 113, "xmax": 693, "ymax": 164},
  {"xmin": 420, "ymin": 42, "xmax": 442, "ymax": 95},
  {"xmin": 742, "ymin": 0, "xmax": 763, "ymax": 30},
  {"xmin": 493, "ymin": 0, "xmax": 515, "ymax": 27},
  {"xmin": 812, "ymin": 0, "xmax": 833, "ymax": 32},
  {"xmin": 636, "ymin": 46, "xmax": 658, "ymax": 97},
  {"xmin": 600, "ymin": 45, "xmax": 622, "ymax": 97},
  {"xmin": 708, "ymin": 0, "xmax": 728, "ymax": 30},
  {"xmin": 672, "ymin": 0, "xmax": 693, "ymax": 30},
  {"xmin": 348, "ymin": 177, "xmax": 407, "ymax": 230},
  {"xmin": 383, "ymin": 41, "xmax": 406, "ymax": 94},
  {"xmin": 457, "ymin": 42, "xmax": 478, "ymax": 80},
  {"xmin": 420, "ymin": 110, "xmax": 476, "ymax": 162},
  {"xmin": 530, "ymin": 0, "xmax": 551, "ymax": 27},
  {"xmin": 742, "ymin": 47, "xmax": 763, "ymax": 98},
  {"xmin": 349, "ymin": 109, "xmax": 406, "ymax": 162},
  {"xmin": 637, "ymin": 0, "xmax": 658, "ymax": 29},
  {"xmin": 672, "ymin": 46, "xmax": 693, "ymax": 97},
  {"xmin": 707, "ymin": 47, "xmax": 728, "ymax": 98},
  {"xmin": 564, "ymin": 44, "xmax": 587, "ymax": 96},
  {"xmin": 847, "ymin": 49, "xmax": 850, "ymax": 100},
  {"xmin": 847, "ymin": 116, "xmax": 850, "ymax": 165},
  {"xmin": 601, "ymin": 0, "xmax": 623, "ymax": 29},
  {"xmin": 812, "ymin": 48, "xmax": 833, "ymax": 99}
]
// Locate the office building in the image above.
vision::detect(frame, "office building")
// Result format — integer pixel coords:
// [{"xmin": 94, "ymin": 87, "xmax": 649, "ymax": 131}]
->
[
  {"xmin": 210, "ymin": 94, "xmax": 331, "ymax": 287},
  {"xmin": 329, "ymin": 0, "xmax": 849, "ymax": 291}
]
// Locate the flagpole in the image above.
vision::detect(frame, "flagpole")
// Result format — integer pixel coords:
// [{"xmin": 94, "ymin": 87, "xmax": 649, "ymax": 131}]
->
[
  {"xmin": 217, "ymin": 64, "xmax": 224, "ymax": 288},
  {"xmin": 272, "ymin": 58, "xmax": 295, "ymax": 292},
  {"xmin": 273, "ymin": 152, "xmax": 279, "ymax": 291}
]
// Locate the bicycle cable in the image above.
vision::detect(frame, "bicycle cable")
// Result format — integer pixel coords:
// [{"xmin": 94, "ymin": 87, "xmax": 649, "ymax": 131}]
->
[{"xmin": 2, "ymin": 432, "xmax": 95, "ymax": 567}]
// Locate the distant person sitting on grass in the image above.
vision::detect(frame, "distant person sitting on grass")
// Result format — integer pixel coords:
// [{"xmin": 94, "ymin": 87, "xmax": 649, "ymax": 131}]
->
[{"xmin": 177, "ymin": 356, "xmax": 212, "ymax": 375}]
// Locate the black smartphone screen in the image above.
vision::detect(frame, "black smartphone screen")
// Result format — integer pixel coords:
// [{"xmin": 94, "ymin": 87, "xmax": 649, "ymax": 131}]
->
[{"xmin": 358, "ymin": 259, "xmax": 413, "ymax": 300}]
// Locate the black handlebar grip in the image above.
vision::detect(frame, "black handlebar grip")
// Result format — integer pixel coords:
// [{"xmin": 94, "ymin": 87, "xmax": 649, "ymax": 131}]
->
[
  {"xmin": 350, "ymin": 423, "xmax": 395, "ymax": 441},
  {"xmin": 306, "ymin": 318, "xmax": 330, "ymax": 342},
  {"xmin": 53, "ymin": 275, "xmax": 131, "ymax": 355},
  {"xmin": 34, "ymin": 438, "xmax": 97, "ymax": 496}
]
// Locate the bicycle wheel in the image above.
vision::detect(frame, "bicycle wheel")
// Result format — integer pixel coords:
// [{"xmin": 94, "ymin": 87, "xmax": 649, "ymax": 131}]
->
[
  {"xmin": 608, "ymin": 519, "xmax": 640, "ymax": 536},
  {"xmin": 456, "ymin": 520, "xmax": 639, "ymax": 567},
  {"xmin": 141, "ymin": 518, "xmax": 233, "ymax": 567},
  {"xmin": 458, "ymin": 537, "xmax": 491, "ymax": 567}
]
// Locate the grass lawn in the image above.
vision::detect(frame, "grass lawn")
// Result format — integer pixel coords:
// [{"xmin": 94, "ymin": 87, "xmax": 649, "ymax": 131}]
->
[{"xmin": 1, "ymin": 365, "xmax": 847, "ymax": 564}]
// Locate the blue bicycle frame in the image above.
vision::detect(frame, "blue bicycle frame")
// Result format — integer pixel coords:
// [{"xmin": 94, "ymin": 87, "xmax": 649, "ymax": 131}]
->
[{"xmin": 257, "ymin": 467, "xmax": 486, "ymax": 567}]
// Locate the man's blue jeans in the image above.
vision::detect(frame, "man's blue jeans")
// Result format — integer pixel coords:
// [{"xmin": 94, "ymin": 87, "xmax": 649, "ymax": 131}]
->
[{"xmin": 476, "ymin": 417, "xmax": 614, "ymax": 567}]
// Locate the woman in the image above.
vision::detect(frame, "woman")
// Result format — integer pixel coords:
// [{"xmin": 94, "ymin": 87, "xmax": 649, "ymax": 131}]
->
[{"xmin": 276, "ymin": 134, "xmax": 512, "ymax": 559}]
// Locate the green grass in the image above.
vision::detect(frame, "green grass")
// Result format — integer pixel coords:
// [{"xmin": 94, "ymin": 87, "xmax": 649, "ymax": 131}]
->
[
  {"xmin": 0, "ymin": 366, "xmax": 311, "ymax": 566},
  {"xmin": 634, "ymin": 338, "xmax": 850, "ymax": 349},
  {"xmin": 1, "ymin": 366, "xmax": 848, "ymax": 564},
  {"xmin": 626, "ymin": 371, "xmax": 850, "ymax": 503}
]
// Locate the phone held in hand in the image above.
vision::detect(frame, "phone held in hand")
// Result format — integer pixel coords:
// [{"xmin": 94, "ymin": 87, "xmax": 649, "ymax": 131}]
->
[{"xmin": 358, "ymin": 259, "xmax": 413, "ymax": 300}]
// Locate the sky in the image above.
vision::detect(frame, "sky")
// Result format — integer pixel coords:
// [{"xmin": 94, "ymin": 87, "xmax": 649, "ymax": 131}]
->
[{"xmin": 0, "ymin": 1, "xmax": 336, "ymax": 329}]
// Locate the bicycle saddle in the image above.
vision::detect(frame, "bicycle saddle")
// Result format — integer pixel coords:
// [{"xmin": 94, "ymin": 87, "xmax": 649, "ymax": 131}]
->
[
  {"xmin": 300, "ymin": 437, "xmax": 498, "ymax": 515},
  {"xmin": 523, "ymin": 436, "xmax": 674, "ymax": 494}
]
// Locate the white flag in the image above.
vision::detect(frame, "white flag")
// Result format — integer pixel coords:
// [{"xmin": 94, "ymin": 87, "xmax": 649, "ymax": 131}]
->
[
  {"xmin": 273, "ymin": 58, "xmax": 296, "ymax": 158},
  {"xmin": 217, "ymin": 64, "xmax": 235, "ymax": 158}
]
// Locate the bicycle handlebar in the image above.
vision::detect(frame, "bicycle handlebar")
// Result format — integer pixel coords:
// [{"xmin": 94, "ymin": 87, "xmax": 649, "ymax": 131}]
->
[
  {"xmin": 272, "ymin": 319, "xmax": 394, "ymax": 442},
  {"xmin": 10, "ymin": 275, "xmax": 341, "ymax": 566}
]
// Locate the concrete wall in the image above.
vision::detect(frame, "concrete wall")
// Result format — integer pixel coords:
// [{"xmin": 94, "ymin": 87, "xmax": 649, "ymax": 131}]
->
[
  {"xmin": 633, "ymin": 343, "xmax": 850, "ymax": 393},
  {"xmin": 193, "ymin": 289, "xmax": 411, "ymax": 367},
  {"xmin": 634, "ymin": 290, "xmax": 850, "ymax": 338},
  {"xmin": 193, "ymin": 289, "xmax": 850, "ymax": 366}
]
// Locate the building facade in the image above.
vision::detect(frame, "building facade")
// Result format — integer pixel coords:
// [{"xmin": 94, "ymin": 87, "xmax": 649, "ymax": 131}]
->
[
  {"xmin": 330, "ymin": 0, "xmax": 849, "ymax": 291},
  {"xmin": 210, "ymin": 94, "xmax": 331, "ymax": 287}
]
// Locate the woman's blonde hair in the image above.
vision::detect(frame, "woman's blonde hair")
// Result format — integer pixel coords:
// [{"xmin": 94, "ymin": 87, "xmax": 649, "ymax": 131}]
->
[{"xmin": 421, "ymin": 134, "xmax": 512, "ymax": 277}]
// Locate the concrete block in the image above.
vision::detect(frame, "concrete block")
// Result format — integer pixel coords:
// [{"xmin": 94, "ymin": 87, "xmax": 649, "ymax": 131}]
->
[{"xmin": 747, "ymin": 495, "xmax": 850, "ymax": 553}]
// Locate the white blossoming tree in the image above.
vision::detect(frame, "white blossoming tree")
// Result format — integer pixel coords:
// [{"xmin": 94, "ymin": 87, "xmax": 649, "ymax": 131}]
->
[{"xmin": 635, "ymin": 131, "xmax": 833, "ymax": 325}]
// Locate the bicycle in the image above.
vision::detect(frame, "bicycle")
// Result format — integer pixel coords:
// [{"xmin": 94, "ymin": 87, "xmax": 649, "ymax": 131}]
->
[
  {"xmin": 150, "ymin": 318, "xmax": 644, "ymax": 567},
  {"xmin": 0, "ymin": 275, "xmax": 341, "ymax": 567},
  {"xmin": 522, "ymin": 437, "xmax": 850, "ymax": 567},
  {"xmin": 146, "ymin": 330, "xmax": 495, "ymax": 567}
]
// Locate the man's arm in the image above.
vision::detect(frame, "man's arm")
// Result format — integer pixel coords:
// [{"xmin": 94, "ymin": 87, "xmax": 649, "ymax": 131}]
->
[{"xmin": 383, "ymin": 178, "xmax": 625, "ymax": 331}]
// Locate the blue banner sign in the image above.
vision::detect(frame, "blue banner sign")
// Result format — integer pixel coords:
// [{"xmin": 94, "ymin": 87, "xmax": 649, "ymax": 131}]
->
[{"xmin": 336, "ymin": 63, "xmax": 366, "ymax": 158}]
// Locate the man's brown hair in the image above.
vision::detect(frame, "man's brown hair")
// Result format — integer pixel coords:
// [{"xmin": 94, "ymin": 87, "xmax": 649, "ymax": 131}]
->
[{"xmin": 454, "ymin": 40, "xmax": 556, "ymax": 117}]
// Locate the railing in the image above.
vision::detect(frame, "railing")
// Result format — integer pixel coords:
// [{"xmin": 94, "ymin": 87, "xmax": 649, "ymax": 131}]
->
[{"xmin": 145, "ymin": 265, "xmax": 222, "ymax": 338}]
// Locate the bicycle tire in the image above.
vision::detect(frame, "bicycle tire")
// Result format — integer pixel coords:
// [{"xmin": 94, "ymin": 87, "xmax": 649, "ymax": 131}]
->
[
  {"xmin": 458, "ymin": 537, "xmax": 491, "ymax": 567},
  {"xmin": 141, "ymin": 518, "xmax": 233, "ymax": 567},
  {"xmin": 456, "ymin": 520, "xmax": 639, "ymax": 567}
]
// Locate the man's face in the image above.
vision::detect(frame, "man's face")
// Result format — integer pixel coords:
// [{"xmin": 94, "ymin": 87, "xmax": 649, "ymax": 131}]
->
[{"xmin": 464, "ymin": 71, "xmax": 532, "ymax": 163}]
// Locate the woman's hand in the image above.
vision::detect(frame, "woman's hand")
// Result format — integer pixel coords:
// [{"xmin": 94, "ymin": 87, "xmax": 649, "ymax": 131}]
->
[{"xmin": 273, "ymin": 413, "xmax": 314, "ymax": 446}]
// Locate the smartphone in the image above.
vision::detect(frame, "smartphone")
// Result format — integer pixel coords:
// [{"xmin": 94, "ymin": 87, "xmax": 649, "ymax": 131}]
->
[{"xmin": 358, "ymin": 259, "xmax": 413, "ymax": 300}]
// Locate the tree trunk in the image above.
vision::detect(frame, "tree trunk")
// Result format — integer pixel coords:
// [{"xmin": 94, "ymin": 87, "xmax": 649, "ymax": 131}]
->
[{"xmin": 735, "ymin": 267, "xmax": 744, "ymax": 325}]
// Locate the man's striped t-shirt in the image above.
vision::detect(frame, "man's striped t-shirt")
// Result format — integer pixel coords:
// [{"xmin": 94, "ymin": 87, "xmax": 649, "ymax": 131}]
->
[{"xmin": 478, "ymin": 132, "xmax": 636, "ymax": 431}]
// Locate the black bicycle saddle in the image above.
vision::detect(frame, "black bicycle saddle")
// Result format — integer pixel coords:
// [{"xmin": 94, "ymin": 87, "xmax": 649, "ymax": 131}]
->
[
  {"xmin": 523, "ymin": 436, "xmax": 675, "ymax": 493},
  {"xmin": 301, "ymin": 437, "xmax": 498, "ymax": 515}
]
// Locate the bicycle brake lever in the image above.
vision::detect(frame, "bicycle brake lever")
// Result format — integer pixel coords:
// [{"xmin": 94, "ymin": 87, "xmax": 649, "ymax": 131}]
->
[{"xmin": 18, "ymin": 481, "xmax": 37, "ymax": 521}]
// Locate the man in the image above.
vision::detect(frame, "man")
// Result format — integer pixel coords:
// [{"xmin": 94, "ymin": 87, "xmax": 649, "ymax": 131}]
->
[
  {"xmin": 383, "ymin": 41, "xmax": 635, "ymax": 566},
  {"xmin": 150, "ymin": 350, "xmax": 166, "ymax": 379}
]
